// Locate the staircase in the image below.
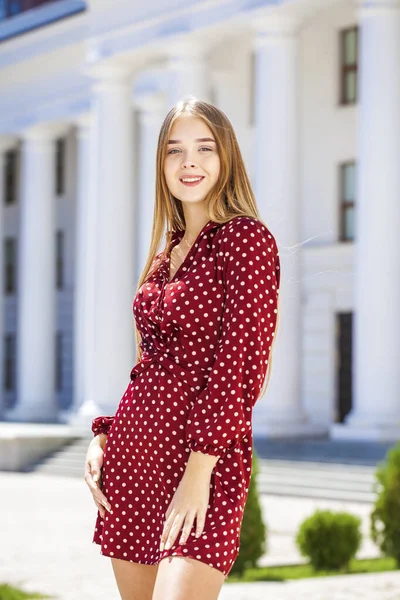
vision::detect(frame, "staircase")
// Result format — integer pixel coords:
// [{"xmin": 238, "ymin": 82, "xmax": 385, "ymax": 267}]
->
[
  {"xmin": 30, "ymin": 436, "xmax": 385, "ymax": 504},
  {"xmin": 255, "ymin": 459, "xmax": 376, "ymax": 503},
  {"xmin": 30, "ymin": 436, "xmax": 91, "ymax": 478}
]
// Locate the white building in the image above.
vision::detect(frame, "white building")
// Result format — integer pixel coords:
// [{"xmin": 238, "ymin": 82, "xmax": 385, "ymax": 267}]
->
[{"xmin": 0, "ymin": 0, "xmax": 399, "ymax": 442}]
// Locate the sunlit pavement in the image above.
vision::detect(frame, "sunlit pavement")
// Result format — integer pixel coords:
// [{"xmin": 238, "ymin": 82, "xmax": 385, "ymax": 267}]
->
[{"xmin": 1, "ymin": 471, "xmax": 399, "ymax": 600}]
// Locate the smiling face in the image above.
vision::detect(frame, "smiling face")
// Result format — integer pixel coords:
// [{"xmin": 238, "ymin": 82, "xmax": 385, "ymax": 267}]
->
[{"xmin": 163, "ymin": 116, "xmax": 221, "ymax": 206}]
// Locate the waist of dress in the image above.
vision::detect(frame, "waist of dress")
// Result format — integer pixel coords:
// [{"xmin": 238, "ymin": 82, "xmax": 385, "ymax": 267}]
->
[{"xmin": 129, "ymin": 349, "xmax": 209, "ymax": 394}]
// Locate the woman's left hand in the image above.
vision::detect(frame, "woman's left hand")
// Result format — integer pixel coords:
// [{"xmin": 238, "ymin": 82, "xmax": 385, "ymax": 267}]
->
[{"xmin": 159, "ymin": 456, "xmax": 216, "ymax": 551}]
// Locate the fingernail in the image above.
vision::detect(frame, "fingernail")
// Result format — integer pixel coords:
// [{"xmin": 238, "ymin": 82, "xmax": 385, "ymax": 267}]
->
[
  {"xmin": 93, "ymin": 473, "xmax": 99, "ymax": 482},
  {"xmin": 159, "ymin": 542, "xmax": 164, "ymax": 551},
  {"xmin": 165, "ymin": 541, "xmax": 171, "ymax": 550}
]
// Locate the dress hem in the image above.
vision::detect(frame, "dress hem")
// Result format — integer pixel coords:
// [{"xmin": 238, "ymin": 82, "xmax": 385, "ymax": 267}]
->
[{"xmin": 92, "ymin": 539, "xmax": 231, "ymax": 579}]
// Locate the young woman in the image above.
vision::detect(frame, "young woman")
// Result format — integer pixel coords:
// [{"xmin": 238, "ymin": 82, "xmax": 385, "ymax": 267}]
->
[{"xmin": 84, "ymin": 97, "xmax": 281, "ymax": 600}]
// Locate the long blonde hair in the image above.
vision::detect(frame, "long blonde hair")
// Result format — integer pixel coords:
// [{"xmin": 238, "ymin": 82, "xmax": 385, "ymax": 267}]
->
[{"xmin": 134, "ymin": 96, "xmax": 280, "ymax": 400}]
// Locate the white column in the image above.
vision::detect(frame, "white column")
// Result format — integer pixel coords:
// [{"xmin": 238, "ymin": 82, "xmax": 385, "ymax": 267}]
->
[
  {"xmin": 69, "ymin": 114, "xmax": 102, "ymax": 425},
  {"xmin": 7, "ymin": 125, "xmax": 63, "ymax": 422},
  {"xmin": 134, "ymin": 93, "xmax": 165, "ymax": 280},
  {"xmin": 166, "ymin": 42, "xmax": 210, "ymax": 108},
  {"xmin": 332, "ymin": 0, "xmax": 400, "ymax": 441},
  {"xmin": 251, "ymin": 19, "xmax": 322, "ymax": 437},
  {"xmin": 88, "ymin": 63, "xmax": 136, "ymax": 415}
]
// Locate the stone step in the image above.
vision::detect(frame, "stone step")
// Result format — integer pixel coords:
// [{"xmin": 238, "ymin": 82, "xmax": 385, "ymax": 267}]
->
[
  {"xmin": 255, "ymin": 480, "xmax": 376, "ymax": 503},
  {"xmin": 259, "ymin": 458, "xmax": 376, "ymax": 473},
  {"xmin": 257, "ymin": 473, "xmax": 373, "ymax": 493}
]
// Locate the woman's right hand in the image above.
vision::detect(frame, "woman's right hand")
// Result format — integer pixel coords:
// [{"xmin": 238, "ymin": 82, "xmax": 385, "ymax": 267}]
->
[{"xmin": 84, "ymin": 434, "xmax": 112, "ymax": 518}]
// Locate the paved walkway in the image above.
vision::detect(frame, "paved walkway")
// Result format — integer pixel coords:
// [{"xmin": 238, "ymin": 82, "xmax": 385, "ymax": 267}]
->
[{"xmin": 1, "ymin": 471, "xmax": 399, "ymax": 599}]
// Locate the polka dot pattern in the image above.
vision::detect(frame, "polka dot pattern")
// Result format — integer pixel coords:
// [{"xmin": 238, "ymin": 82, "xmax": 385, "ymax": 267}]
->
[{"xmin": 91, "ymin": 216, "xmax": 280, "ymax": 577}]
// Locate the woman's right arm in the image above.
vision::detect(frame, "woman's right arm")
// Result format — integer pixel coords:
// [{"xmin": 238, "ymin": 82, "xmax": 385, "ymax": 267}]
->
[{"xmin": 84, "ymin": 429, "xmax": 112, "ymax": 517}]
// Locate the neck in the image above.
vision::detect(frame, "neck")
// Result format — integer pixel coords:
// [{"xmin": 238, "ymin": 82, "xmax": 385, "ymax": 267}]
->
[{"xmin": 181, "ymin": 212, "xmax": 210, "ymax": 242}]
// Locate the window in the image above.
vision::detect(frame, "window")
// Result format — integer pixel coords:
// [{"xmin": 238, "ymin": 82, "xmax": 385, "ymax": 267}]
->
[
  {"xmin": 0, "ymin": 1, "xmax": 86, "ymax": 42},
  {"xmin": 1, "ymin": 1, "xmax": 61, "ymax": 19},
  {"xmin": 340, "ymin": 27, "xmax": 358, "ymax": 105},
  {"xmin": 4, "ymin": 237, "xmax": 16, "ymax": 294},
  {"xmin": 4, "ymin": 149, "xmax": 17, "ymax": 205},
  {"xmin": 4, "ymin": 333, "xmax": 16, "ymax": 391},
  {"xmin": 339, "ymin": 161, "xmax": 356, "ymax": 241},
  {"xmin": 55, "ymin": 331, "xmax": 63, "ymax": 391},
  {"xmin": 55, "ymin": 137, "xmax": 66, "ymax": 196},
  {"xmin": 56, "ymin": 229, "xmax": 64, "ymax": 289}
]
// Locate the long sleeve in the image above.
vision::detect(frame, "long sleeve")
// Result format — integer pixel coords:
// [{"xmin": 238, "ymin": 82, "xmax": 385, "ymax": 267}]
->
[
  {"xmin": 185, "ymin": 219, "xmax": 281, "ymax": 457},
  {"xmin": 92, "ymin": 415, "xmax": 114, "ymax": 436}
]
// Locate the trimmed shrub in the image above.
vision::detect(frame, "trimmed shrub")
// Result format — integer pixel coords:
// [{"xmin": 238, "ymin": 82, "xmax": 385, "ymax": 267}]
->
[
  {"xmin": 230, "ymin": 449, "xmax": 267, "ymax": 575},
  {"xmin": 296, "ymin": 509, "xmax": 362, "ymax": 571},
  {"xmin": 0, "ymin": 584, "xmax": 48, "ymax": 599},
  {"xmin": 371, "ymin": 442, "xmax": 400, "ymax": 565}
]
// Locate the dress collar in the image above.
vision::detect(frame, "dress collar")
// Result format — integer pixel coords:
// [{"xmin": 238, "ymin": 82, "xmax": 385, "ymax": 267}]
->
[{"xmin": 169, "ymin": 219, "xmax": 220, "ymax": 242}]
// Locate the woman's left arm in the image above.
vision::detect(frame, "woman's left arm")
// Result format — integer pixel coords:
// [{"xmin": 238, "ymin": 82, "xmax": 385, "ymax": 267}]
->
[
  {"xmin": 159, "ymin": 219, "xmax": 281, "ymax": 551},
  {"xmin": 185, "ymin": 219, "xmax": 281, "ymax": 456}
]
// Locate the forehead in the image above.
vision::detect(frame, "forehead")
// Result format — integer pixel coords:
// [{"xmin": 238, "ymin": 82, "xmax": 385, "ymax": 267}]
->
[{"xmin": 169, "ymin": 116, "xmax": 213, "ymax": 139}]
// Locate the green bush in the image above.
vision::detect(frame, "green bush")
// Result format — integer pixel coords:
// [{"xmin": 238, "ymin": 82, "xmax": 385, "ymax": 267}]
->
[
  {"xmin": 371, "ymin": 442, "xmax": 400, "ymax": 565},
  {"xmin": 230, "ymin": 448, "xmax": 267, "ymax": 575},
  {"xmin": 0, "ymin": 584, "xmax": 48, "ymax": 599},
  {"xmin": 296, "ymin": 509, "xmax": 362, "ymax": 571}
]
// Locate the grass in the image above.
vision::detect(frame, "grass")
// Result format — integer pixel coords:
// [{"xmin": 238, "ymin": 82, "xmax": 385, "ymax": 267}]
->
[
  {"xmin": 226, "ymin": 556, "xmax": 399, "ymax": 583},
  {"xmin": 0, "ymin": 584, "xmax": 51, "ymax": 600}
]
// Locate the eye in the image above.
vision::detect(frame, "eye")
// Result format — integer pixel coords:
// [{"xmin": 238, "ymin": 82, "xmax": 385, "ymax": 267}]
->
[
  {"xmin": 199, "ymin": 147, "xmax": 213, "ymax": 152},
  {"xmin": 167, "ymin": 148, "xmax": 181, "ymax": 155}
]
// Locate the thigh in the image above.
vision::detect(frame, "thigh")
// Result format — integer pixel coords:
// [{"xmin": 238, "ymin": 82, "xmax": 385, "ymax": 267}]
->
[
  {"xmin": 152, "ymin": 556, "xmax": 225, "ymax": 600},
  {"xmin": 111, "ymin": 557, "xmax": 159, "ymax": 600}
]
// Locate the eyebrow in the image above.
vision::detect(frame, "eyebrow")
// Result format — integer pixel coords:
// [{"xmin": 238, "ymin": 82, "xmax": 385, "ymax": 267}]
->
[{"xmin": 167, "ymin": 137, "xmax": 216, "ymax": 144}]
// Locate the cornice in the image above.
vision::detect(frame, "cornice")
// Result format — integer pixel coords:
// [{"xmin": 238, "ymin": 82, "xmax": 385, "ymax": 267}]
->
[
  {"xmin": 87, "ymin": 0, "xmax": 281, "ymax": 62},
  {"xmin": 251, "ymin": 14, "xmax": 301, "ymax": 46},
  {"xmin": 355, "ymin": 0, "xmax": 400, "ymax": 17}
]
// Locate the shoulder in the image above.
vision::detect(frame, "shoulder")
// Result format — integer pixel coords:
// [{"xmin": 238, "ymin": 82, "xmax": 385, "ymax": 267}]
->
[{"xmin": 218, "ymin": 216, "xmax": 278, "ymax": 255}]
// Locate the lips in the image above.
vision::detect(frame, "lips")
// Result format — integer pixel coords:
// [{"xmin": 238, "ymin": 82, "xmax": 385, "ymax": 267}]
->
[{"xmin": 179, "ymin": 175, "xmax": 205, "ymax": 187}]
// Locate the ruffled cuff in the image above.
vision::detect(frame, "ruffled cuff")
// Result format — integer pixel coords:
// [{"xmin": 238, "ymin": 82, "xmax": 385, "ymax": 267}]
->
[
  {"xmin": 91, "ymin": 416, "xmax": 114, "ymax": 437},
  {"xmin": 188, "ymin": 439, "xmax": 222, "ymax": 458}
]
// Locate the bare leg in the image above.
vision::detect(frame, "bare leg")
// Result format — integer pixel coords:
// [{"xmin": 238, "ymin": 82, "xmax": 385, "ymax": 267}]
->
[
  {"xmin": 111, "ymin": 557, "xmax": 159, "ymax": 600},
  {"xmin": 152, "ymin": 556, "xmax": 225, "ymax": 600}
]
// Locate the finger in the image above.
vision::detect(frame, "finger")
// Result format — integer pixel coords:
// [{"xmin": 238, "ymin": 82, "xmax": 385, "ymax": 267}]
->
[
  {"xmin": 84, "ymin": 464, "xmax": 102, "ymax": 493},
  {"xmin": 93, "ymin": 489, "xmax": 112, "ymax": 512},
  {"xmin": 94, "ymin": 498, "xmax": 106, "ymax": 518},
  {"xmin": 178, "ymin": 513, "xmax": 196, "ymax": 545},
  {"xmin": 195, "ymin": 512, "xmax": 206, "ymax": 538},
  {"xmin": 85, "ymin": 470, "xmax": 111, "ymax": 513},
  {"xmin": 159, "ymin": 509, "xmax": 179, "ymax": 549},
  {"xmin": 159, "ymin": 514, "xmax": 174, "ymax": 550},
  {"xmin": 164, "ymin": 514, "xmax": 186, "ymax": 551},
  {"xmin": 89, "ymin": 461, "xmax": 102, "ymax": 484},
  {"xmin": 165, "ymin": 502, "xmax": 173, "ymax": 521}
]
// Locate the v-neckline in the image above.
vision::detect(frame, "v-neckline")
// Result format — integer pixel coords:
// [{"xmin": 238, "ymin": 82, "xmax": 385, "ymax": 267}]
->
[{"xmin": 166, "ymin": 219, "xmax": 214, "ymax": 284}]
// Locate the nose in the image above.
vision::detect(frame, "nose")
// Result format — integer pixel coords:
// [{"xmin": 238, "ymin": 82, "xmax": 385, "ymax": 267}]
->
[
  {"xmin": 182, "ymin": 160, "xmax": 197, "ymax": 169},
  {"xmin": 181, "ymin": 152, "xmax": 197, "ymax": 169}
]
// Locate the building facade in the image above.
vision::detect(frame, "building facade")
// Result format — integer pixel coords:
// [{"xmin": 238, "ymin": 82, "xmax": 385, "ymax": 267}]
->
[{"xmin": 0, "ymin": 0, "xmax": 399, "ymax": 441}]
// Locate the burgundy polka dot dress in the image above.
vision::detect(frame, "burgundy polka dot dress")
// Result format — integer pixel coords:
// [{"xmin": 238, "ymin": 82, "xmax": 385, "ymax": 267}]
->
[{"xmin": 91, "ymin": 215, "xmax": 280, "ymax": 578}]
